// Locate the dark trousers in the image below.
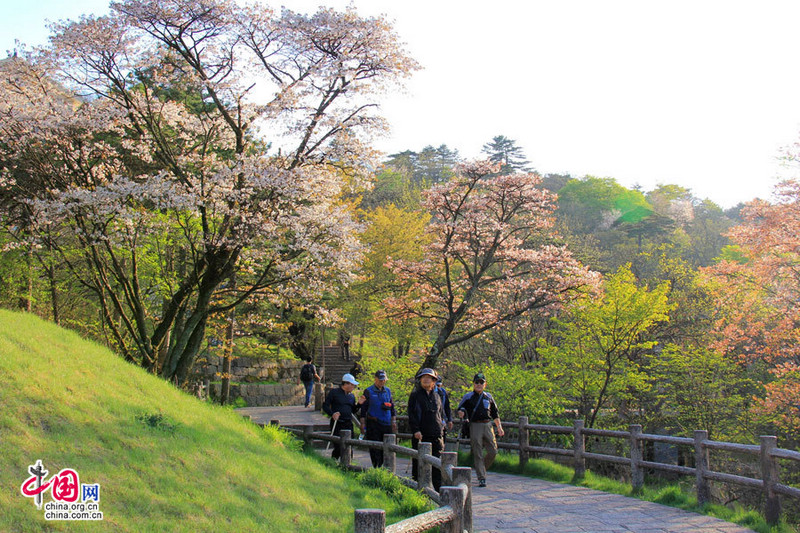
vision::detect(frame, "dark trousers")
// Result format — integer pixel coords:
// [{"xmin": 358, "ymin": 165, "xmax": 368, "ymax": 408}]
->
[
  {"xmin": 331, "ymin": 419, "xmax": 353, "ymax": 461},
  {"xmin": 412, "ymin": 433, "xmax": 444, "ymax": 491},
  {"xmin": 365, "ymin": 422, "xmax": 392, "ymax": 468}
]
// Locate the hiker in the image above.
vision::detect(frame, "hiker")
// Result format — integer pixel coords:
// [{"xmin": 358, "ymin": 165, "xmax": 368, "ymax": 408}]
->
[
  {"xmin": 349, "ymin": 359, "xmax": 363, "ymax": 379},
  {"xmin": 407, "ymin": 367, "xmax": 446, "ymax": 491},
  {"xmin": 436, "ymin": 376, "xmax": 453, "ymax": 432},
  {"xmin": 339, "ymin": 330, "xmax": 351, "ymax": 361},
  {"xmin": 359, "ymin": 370, "xmax": 397, "ymax": 468},
  {"xmin": 322, "ymin": 373, "xmax": 361, "ymax": 461},
  {"xmin": 299, "ymin": 358, "xmax": 321, "ymax": 408},
  {"xmin": 457, "ymin": 372, "xmax": 504, "ymax": 487}
]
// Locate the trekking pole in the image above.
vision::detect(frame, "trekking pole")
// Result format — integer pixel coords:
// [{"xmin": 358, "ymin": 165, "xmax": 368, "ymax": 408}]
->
[{"xmin": 325, "ymin": 419, "xmax": 338, "ymax": 452}]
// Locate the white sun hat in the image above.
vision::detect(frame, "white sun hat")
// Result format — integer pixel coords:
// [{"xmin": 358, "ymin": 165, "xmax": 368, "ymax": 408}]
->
[{"xmin": 342, "ymin": 373, "xmax": 359, "ymax": 386}]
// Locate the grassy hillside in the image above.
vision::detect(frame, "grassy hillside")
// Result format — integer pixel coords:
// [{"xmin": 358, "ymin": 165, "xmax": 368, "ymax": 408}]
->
[{"xmin": 0, "ymin": 310, "xmax": 427, "ymax": 532}]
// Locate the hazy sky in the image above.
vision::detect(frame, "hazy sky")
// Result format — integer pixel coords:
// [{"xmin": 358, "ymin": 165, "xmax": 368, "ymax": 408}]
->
[{"xmin": 3, "ymin": 0, "xmax": 800, "ymax": 207}]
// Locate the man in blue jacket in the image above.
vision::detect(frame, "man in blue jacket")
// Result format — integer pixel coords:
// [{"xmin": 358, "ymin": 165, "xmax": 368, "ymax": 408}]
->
[
  {"xmin": 359, "ymin": 370, "xmax": 397, "ymax": 468},
  {"xmin": 457, "ymin": 372, "xmax": 504, "ymax": 487}
]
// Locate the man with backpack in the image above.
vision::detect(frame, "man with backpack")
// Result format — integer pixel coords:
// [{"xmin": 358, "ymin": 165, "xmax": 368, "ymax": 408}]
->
[
  {"xmin": 359, "ymin": 370, "xmax": 397, "ymax": 468},
  {"xmin": 299, "ymin": 358, "xmax": 320, "ymax": 408},
  {"xmin": 457, "ymin": 372, "xmax": 504, "ymax": 487}
]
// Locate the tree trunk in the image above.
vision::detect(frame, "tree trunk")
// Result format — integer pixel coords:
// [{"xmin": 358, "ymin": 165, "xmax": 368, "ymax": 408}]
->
[
  {"xmin": 20, "ymin": 245, "xmax": 33, "ymax": 312},
  {"xmin": 160, "ymin": 246, "xmax": 237, "ymax": 385},
  {"xmin": 220, "ymin": 274, "xmax": 237, "ymax": 405},
  {"xmin": 423, "ymin": 317, "xmax": 458, "ymax": 369},
  {"xmin": 47, "ymin": 264, "xmax": 59, "ymax": 325}
]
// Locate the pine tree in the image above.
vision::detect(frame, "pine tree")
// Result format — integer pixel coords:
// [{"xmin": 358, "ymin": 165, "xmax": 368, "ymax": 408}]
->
[{"xmin": 481, "ymin": 135, "xmax": 532, "ymax": 174}]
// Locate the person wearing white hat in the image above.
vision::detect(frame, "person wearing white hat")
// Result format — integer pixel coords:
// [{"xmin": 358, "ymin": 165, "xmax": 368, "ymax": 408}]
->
[{"xmin": 323, "ymin": 373, "xmax": 360, "ymax": 461}]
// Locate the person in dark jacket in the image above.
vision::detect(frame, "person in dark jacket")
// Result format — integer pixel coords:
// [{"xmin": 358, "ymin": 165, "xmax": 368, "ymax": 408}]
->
[
  {"xmin": 323, "ymin": 373, "xmax": 360, "ymax": 461},
  {"xmin": 407, "ymin": 367, "xmax": 446, "ymax": 490},
  {"xmin": 457, "ymin": 372, "xmax": 504, "ymax": 487},
  {"xmin": 359, "ymin": 370, "xmax": 397, "ymax": 468}
]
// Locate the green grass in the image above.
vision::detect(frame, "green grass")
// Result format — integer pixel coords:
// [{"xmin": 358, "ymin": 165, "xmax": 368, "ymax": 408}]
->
[
  {"xmin": 461, "ymin": 450, "xmax": 796, "ymax": 533},
  {"xmin": 0, "ymin": 310, "xmax": 431, "ymax": 532}
]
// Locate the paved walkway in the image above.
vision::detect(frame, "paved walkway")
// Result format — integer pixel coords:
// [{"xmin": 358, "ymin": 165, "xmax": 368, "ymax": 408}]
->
[
  {"xmin": 238, "ymin": 406, "xmax": 755, "ymax": 533},
  {"xmin": 467, "ymin": 472, "xmax": 754, "ymax": 533}
]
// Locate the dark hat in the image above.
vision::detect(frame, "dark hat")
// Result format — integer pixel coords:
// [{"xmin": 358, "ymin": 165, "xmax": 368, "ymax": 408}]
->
[
  {"xmin": 416, "ymin": 367, "xmax": 437, "ymax": 380},
  {"xmin": 374, "ymin": 370, "xmax": 387, "ymax": 380},
  {"xmin": 473, "ymin": 372, "xmax": 486, "ymax": 383}
]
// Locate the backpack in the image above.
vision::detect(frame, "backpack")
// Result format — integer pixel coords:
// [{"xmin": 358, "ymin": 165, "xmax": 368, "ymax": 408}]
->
[{"xmin": 300, "ymin": 363, "xmax": 314, "ymax": 382}]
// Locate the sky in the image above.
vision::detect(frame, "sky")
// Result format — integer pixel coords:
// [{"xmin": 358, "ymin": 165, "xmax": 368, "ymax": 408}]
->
[{"xmin": 3, "ymin": 0, "xmax": 800, "ymax": 208}]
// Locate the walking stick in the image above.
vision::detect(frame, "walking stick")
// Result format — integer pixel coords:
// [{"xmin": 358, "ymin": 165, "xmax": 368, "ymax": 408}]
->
[{"xmin": 325, "ymin": 418, "xmax": 338, "ymax": 452}]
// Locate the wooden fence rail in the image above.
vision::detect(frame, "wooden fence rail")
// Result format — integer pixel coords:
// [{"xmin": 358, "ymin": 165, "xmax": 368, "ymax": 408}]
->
[
  {"xmin": 270, "ymin": 419, "xmax": 473, "ymax": 533},
  {"xmin": 385, "ymin": 414, "xmax": 798, "ymax": 526},
  {"xmin": 266, "ymin": 410, "xmax": 800, "ymax": 527}
]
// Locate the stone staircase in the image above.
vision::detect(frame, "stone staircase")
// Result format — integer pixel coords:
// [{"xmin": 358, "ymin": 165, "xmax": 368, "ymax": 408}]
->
[{"xmin": 317, "ymin": 344, "xmax": 362, "ymax": 384}]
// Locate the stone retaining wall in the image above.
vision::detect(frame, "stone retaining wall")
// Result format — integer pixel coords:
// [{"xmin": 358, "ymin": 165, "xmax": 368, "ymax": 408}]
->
[
  {"xmin": 196, "ymin": 355, "xmax": 304, "ymax": 383},
  {"xmin": 207, "ymin": 382, "xmax": 305, "ymax": 407},
  {"xmin": 195, "ymin": 355, "xmax": 306, "ymax": 406}
]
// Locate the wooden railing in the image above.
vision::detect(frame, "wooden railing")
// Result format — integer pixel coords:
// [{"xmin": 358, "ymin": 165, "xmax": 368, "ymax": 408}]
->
[
  {"xmin": 393, "ymin": 414, "xmax": 800, "ymax": 526},
  {"xmin": 269, "ymin": 420, "xmax": 473, "ymax": 533}
]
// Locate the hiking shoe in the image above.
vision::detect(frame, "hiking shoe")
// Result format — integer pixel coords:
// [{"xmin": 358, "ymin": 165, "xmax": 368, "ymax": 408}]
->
[{"xmin": 478, "ymin": 478, "xmax": 486, "ymax": 487}]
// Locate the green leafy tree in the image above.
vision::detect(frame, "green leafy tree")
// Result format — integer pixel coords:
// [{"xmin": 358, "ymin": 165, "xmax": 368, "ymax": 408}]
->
[
  {"xmin": 651, "ymin": 345, "xmax": 754, "ymax": 440},
  {"xmin": 451, "ymin": 359, "xmax": 565, "ymax": 422},
  {"xmin": 539, "ymin": 264, "xmax": 671, "ymax": 427},
  {"xmin": 558, "ymin": 176, "xmax": 653, "ymax": 234},
  {"xmin": 337, "ymin": 204, "xmax": 431, "ymax": 356}
]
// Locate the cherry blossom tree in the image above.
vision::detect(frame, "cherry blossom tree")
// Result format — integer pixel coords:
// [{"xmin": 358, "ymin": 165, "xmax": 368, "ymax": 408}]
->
[
  {"xmin": 385, "ymin": 160, "xmax": 599, "ymax": 370},
  {"xmin": 0, "ymin": 0, "xmax": 417, "ymax": 384}
]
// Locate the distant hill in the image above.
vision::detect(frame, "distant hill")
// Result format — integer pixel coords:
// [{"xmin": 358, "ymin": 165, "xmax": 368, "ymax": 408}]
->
[{"xmin": 0, "ymin": 310, "xmax": 422, "ymax": 532}]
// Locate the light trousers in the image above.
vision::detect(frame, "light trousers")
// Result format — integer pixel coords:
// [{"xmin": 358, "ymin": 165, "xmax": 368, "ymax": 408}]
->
[{"xmin": 469, "ymin": 421, "xmax": 497, "ymax": 480}]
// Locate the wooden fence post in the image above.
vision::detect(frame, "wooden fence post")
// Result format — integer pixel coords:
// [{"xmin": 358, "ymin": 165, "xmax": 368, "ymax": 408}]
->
[
  {"xmin": 383, "ymin": 434, "xmax": 396, "ymax": 474},
  {"xmin": 303, "ymin": 425, "xmax": 312, "ymax": 448},
  {"xmin": 573, "ymin": 419, "xmax": 586, "ymax": 479},
  {"xmin": 418, "ymin": 442, "xmax": 433, "ymax": 490},
  {"xmin": 452, "ymin": 466, "xmax": 473, "ymax": 533},
  {"xmin": 314, "ymin": 382, "xmax": 324, "ymax": 411},
  {"xmin": 518, "ymin": 416, "xmax": 529, "ymax": 470},
  {"xmin": 440, "ymin": 486, "xmax": 465, "ymax": 533},
  {"xmin": 694, "ymin": 430, "xmax": 710, "ymax": 505},
  {"xmin": 441, "ymin": 451, "xmax": 458, "ymax": 485},
  {"xmin": 354, "ymin": 509, "xmax": 386, "ymax": 533},
  {"xmin": 630, "ymin": 424, "xmax": 643, "ymax": 491},
  {"xmin": 340, "ymin": 429, "xmax": 352, "ymax": 467},
  {"xmin": 760, "ymin": 435, "xmax": 780, "ymax": 525},
  {"xmin": 270, "ymin": 419, "xmax": 280, "ymax": 426}
]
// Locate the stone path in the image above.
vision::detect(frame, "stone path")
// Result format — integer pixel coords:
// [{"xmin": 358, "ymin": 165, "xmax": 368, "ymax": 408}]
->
[
  {"xmin": 467, "ymin": 472, "xmax": 754, "ymax": 533},
  {"xmin": 238, "ymin": 406, "xmax": 755, "ymax": 533}
]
